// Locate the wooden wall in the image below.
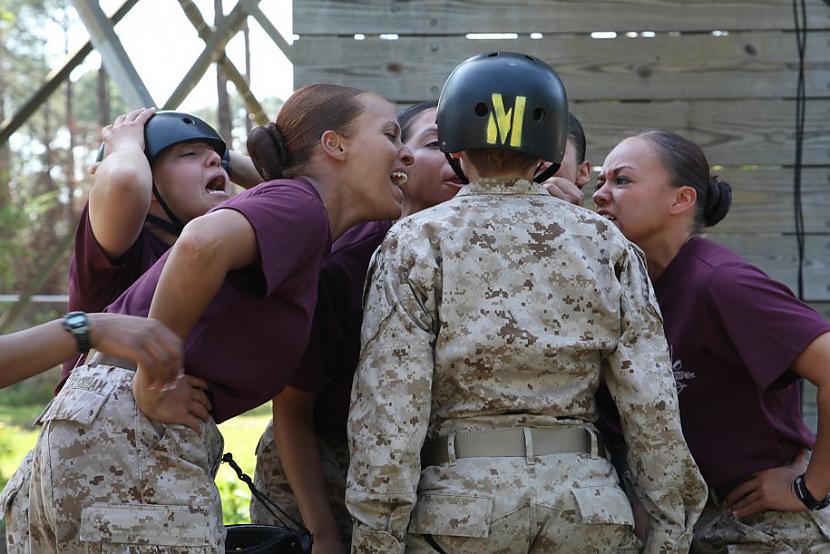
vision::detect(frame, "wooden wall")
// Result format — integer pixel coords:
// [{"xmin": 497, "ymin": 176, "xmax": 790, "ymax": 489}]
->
[{"xmin": 293, "ymin": 0, "xmax": 830, "ymax": 315}]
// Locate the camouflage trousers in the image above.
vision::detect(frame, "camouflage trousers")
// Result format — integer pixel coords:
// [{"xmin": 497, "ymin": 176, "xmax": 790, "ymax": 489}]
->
[
  {"xmin": 250, "ymin": 419, "xmax": 352, "ymax": 542},
  {"xmin": 1, "ymin": 449, "xmax": 33, "ymax": 553},
  {"xmin": 692, "ymin": 494, "xmax": 830, "ymax": 553},
  {"xmin": 27, "ymin": 363, "xmax": 225, "ymax": 553},
  {"xmin": 401, "ymin": 452, "xmax": 640, "ymax": 553}
]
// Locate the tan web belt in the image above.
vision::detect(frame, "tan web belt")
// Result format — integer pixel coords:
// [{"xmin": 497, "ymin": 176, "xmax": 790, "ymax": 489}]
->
[
  {"xmin": 421, "ymin": 427, "xmax": 605, "ymax": 466},
  {"xmin": 88, "ymin": 351, "xmax": 138, "ymax": 371}
]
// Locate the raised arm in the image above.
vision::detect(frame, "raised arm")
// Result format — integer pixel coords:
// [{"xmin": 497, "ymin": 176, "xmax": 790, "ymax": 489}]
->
[
  {"xmin": 89, "ymin": 107, "xmax": 157, "ymax": 258},
  {"xmin": 228, "ymin": 150, "xmax": 264, "ymax": 189}
]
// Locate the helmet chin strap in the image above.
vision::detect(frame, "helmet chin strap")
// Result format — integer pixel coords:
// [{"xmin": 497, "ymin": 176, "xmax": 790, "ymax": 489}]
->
[
  {"xmin": 533, "ymin": 162, "xmax": 560, "ymax": 184},
  {"xmin": 445, "ymin": 152, "xmax": 469, "ymax": 185},
  {"xmin": 146, "ymin": 184, "xmax": 186, "ymax": 236}
]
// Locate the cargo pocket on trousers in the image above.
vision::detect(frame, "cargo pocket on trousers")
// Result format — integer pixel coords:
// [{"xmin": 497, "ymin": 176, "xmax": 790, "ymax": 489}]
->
[
  {"xmin": 0, "ymin": 450, "xmax": 32, "ymax": 516},
  {"xmin": 409, "ymin": 494, "xmax": 493, "ymax": 538},
  {"xmin": 80, "ymin": 503, "xmax": 216, "ymax": 552},
  {"xmin": 571, "ymin": 486, "xmax": 635, "ymax": 526},
  {"xmin": 36, "ymin": 379, "xmax": 116, "ymax": 428}
]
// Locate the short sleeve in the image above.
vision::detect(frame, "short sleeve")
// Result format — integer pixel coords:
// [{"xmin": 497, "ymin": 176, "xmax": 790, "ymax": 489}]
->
[
  {"xmin": 702, "ymin": 263, "xmax": 830, "ymax": 391},
  {"xmin": 218, "ymin": 181, "xmax": 331, "ymax": 297}
]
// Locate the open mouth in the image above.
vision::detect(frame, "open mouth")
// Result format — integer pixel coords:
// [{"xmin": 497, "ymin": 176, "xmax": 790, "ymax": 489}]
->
[
  {"xmin": 390, "ymin": 171, "xmax": 408, "ymax": 188},
  {"xmin": 205, "ymin": 174, "xmax": 227, "ymax": 194},
  {"xmin": 599, "ymin": 212, "xmax": 617, "ymax": 222}
]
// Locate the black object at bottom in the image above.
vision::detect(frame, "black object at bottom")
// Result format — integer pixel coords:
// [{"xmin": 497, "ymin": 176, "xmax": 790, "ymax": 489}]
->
[
  {"xmin": 225, "ymin": 524, "xmax": 308, "ymax": 553},
  {"xmin": 222, "ymin": 452, "xmax": 313, "ymax": 553}
]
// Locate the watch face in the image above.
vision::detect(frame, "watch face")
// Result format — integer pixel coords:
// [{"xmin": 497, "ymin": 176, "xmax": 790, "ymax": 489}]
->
[{"xmin": 65, "ymin": 312, "xmax": 89, "ymax": 330}]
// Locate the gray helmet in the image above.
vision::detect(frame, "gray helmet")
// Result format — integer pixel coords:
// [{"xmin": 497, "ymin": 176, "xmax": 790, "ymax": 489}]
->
[
  {"xmin": 437, "ymin": 52, "xmax": 568, "ymax": 182},
  {"xmin": 144, "ymin": 111, "xmax": 227, "ymax": 162}
]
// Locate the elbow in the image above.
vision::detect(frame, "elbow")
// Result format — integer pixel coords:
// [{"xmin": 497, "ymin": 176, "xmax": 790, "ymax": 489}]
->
[{"xmin": 174, "ymin": 217, "xmax": 226, "ymax": 272}]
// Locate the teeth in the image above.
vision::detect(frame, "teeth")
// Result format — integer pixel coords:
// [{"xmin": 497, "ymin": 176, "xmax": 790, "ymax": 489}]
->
[
  {"xmin": 602, "ymin": 214, "xmax": 616, "ymax": 221},
  {"xmin": 390, "ymin": 171, "xmax": 408, "ymax": 187}
]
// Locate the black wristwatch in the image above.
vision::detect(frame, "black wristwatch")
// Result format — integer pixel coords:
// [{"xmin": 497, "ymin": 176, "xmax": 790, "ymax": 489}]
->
[
  {"xmin": 793, "ymin": 473, "xmax": 830, "ymax": 511},
  {"xmin": 62, "ymin": 311, "xmax": 91, "ymax": 354}
]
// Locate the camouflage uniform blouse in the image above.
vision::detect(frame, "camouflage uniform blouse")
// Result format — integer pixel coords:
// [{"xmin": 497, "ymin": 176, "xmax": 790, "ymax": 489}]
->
[{"xmin": 347, "ymin": 178, "xmax": 706, "ymax": 553}]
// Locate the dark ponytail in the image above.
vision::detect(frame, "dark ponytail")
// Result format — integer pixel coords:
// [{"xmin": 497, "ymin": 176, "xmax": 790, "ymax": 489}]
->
[
  {"xmin": 638, "ymin": 130, "xmax": 732, "ymax": 231},
  {"xmin": 702, "ymin": 175, "xmax": 732, "ymax": 227},
  {"xmin": 247, "ymin": 123, "xmax": 287, "ymax": 180}
]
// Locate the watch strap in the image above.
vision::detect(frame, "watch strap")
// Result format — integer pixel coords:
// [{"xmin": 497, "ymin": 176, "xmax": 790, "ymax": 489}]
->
[{"xmin": 794, "ymin": 473, "xmax": 830, "ymax": 511}]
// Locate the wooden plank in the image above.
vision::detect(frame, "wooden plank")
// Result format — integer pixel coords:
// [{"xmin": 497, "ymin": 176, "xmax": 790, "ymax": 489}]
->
[
  {"xmin": 573, "ymin": 99, "xmax": 830, "ymax": 167},
  {"xmin": 294, "ymin": 32, "xmax": 830, "ymax": 101},
  {"xmin": 581, "ymin": 168, "xmax": 830, "ymax": 235},
  {"xmin": 705, "ymin": 234, "xmax": 830, "ymax": 301},
  {"xmin": 295, "ymin": 0, "xmax": 830, "ymax": 34}
]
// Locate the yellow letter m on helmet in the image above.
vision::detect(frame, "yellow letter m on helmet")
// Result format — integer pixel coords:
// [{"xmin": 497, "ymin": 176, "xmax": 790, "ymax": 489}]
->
[{"xmin": 486, "ymin": 93, "xmax": 526, "ymax": 147}]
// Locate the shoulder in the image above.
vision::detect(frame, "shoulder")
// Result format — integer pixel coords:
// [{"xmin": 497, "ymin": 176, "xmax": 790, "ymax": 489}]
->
[{"xmin": 221, "ymin": 178, "xmax": 328, "ymax": 228}]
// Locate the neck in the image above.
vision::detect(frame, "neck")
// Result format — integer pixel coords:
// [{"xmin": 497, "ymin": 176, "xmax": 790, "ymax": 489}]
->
[
  {"xmin": 636, "ymin": 226, "xmax": 692, "ymax": 280},
  {"xmin": 145, "ymin": 206, "xmax": 179, "ymax": 245},
  {"xmin": 303, "ymin": 173, "xmax": 360, "ymax": 241}
]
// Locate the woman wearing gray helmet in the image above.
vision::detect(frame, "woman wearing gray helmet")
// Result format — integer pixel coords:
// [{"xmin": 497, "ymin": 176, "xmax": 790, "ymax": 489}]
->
[{"xmin": 346, "ymin": 52, "xmax": 706, "ymax": 553}]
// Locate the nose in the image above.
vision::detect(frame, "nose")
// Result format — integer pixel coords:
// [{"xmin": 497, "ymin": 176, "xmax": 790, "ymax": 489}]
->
[
  {"xmin": 207, "ymin": 149, "xmax": 222, "ymax": 167},
  {"xmin": 399, "ymin": 144, "xmax": 414, "ymax": 166},
  {"xmin": 592, "ymin": 182, "xmax": 609, "ymax": 206}
]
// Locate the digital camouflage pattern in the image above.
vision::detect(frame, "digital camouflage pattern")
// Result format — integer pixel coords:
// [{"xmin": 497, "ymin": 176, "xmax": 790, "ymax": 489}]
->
[
  {"xmin": 26, "ymin": 363, "xmax": 225, "ymax": 553},
  {"xmin": 692, "ymin": 495, "xmax": 830, "ymax": 553},
  {"xmin": 1, "ymin": 449, "xmax": 32, "ymax": 553},
  {"xmin": 250, "ymin": 418, "xmax": 352, "ymax": 541},
  {"xmin": 347, "ymin": 178, "xmax": 707, "ymax": 553}
]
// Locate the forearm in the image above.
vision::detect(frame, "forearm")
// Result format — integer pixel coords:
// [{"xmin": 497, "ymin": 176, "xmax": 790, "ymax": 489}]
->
[
  {"xmin": 805, "ymin": 382, "xmax": 830, "ymax": 497},
  {"xmin": 273, "ymin": 399, "xmax": 341, "ymax": 541},
  {"xmin": 228, "ymin": 151, "xmax": 263, "ymax": 189},
  {"xmin": 0, "ymin": 320, "xmax": 76, "ymax": 387}
]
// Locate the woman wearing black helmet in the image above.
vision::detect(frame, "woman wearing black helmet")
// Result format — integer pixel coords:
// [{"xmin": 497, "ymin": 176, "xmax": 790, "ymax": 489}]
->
[
  {"xmin": 63, "ymin": 107, "xmax": 260, "ymax": 379},
  {"xmin": 346, "ymin": 52, "xmax": 706, "ymax": 553}
]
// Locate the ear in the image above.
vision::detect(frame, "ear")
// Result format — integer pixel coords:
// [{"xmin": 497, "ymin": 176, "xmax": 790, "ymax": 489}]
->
[
  {"xmin": 671, "ymin": 185, "xmax": 697, "ymax": 216},
  {"xmin": 320, "ymin": 130, "xmax": 347, "ymax": 161},
  {"xmin": 575, "ymin": 161, "xmax": 592, "ymax": 189}
]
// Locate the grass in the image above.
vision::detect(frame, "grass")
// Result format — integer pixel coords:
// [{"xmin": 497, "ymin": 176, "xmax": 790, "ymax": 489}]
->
[{"xmin": 0, "ymin": 399, "xmax": 272, "ymax": 526}]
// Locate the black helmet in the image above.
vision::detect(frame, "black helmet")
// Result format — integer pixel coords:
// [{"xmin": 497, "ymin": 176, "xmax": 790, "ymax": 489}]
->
[
  {"xmin": 144, "ymin": 110, "xmax": 227, "ymax": 162},
  {"xmin": 437, "ymin": 52, "xmax": 568, "ymax": 183}
]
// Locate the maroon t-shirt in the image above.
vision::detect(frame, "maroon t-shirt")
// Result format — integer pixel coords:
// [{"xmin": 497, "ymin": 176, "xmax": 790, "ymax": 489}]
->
[
  {"xmin": 289, "ymin": 220, "xmax": 392, "ymax": 441},
  {"xmin": 108, "ymin": 178, "xmax": 332, "ymax": 423},
  {"xmin": 63, "ymin": 203, "xmax": 170, "ymax": 379},
  {"xmin": 642, "ymin": 236, "xmax": 825, "ymax": 495}
]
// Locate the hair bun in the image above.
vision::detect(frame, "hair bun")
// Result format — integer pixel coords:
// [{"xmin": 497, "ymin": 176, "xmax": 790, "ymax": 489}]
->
[
  {"xmin": 703, "ymin": 175, "xmax": 732, "ymax": 227},
  {"xmin": 247, "ymin": 123, "xmax": 286, "ymax": 181}
]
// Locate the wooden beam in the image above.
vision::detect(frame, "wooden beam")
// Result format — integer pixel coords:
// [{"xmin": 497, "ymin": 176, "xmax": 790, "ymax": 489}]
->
[
  {"xmin": 240, "ymin": 0, "xmax": 293, "ymax": 62},
  {"xmin": 294, "ymin": 32, "xmax": 830, "ymax": 101},
  {"xmin": 0, "ymin": 0, "xmax": 139, "ymax": 145},
  {"xmin": 162, "ymin": 1, "xmax": 249, "ymax": 109},
  {"xmin": 72, "ymin": 0, "xmax": 154, "ymax": 108},
  {"xmin": 294, "ymin": 0, "xmax": 830, "ymax": 35},
  {"xmin": 176, "ymin": 0, "xmax": 269, "ymax": 125}
]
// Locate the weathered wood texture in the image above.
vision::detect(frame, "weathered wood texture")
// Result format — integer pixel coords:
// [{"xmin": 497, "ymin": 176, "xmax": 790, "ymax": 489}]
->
[
  {"xmin": 293, "ymin": 0, "xmax": 830, "ymax": 302},
  {"xmin": 294, "ymin": 32, "xmax": 830, "ymax": 101},
  {"xmin": 294, "ymin": 0, "xmax": 830, "ymax": 34},
  {"xmin": 575, "ymin": 100, "xmax": 830, "ymax": 167},
  {"xmin": 704, "ymin": 234, "xmax": 830, "ymax": 300}
]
